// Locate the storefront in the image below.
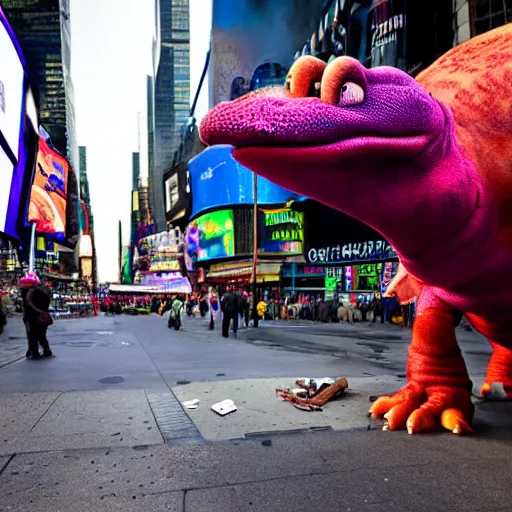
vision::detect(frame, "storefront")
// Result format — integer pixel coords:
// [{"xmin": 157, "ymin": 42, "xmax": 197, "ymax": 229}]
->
[{"xmin": 307, "ymin": 239, "xmax": 398, "ymax": 301}]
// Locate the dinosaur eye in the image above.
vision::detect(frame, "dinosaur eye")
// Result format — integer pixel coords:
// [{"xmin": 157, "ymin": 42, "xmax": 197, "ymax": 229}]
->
[{"xmin": 339, "ymin": 82, "xmax": 364, "ymax": 106}]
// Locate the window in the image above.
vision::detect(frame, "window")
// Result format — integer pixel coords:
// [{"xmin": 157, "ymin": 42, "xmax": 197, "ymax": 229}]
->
[
  {"xmin": 471, "ymin": 0, "xmax": 512, "ymax": 36},
  {"xmin": 165, "ymin": 174, "xmax": 179, "ymax": 212}
]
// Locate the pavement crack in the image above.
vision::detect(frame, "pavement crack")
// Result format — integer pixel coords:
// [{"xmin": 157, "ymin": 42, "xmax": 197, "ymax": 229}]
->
[
  {"xmin": 29, "ymin": 392, "xmax": 64, "ymax": 432},
  {"xmin": 0, "ymin": 454, "xmax": 16, "ymax": 478},
  {"xmin": 147, "ymin": 459, "xmax": 434, "ymax": 497}
]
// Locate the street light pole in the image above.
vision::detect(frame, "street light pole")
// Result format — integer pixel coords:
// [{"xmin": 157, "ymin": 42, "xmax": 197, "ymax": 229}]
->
[{"xmin": 251, "ymin": 171, "xmax": 259, "ymax": 328}]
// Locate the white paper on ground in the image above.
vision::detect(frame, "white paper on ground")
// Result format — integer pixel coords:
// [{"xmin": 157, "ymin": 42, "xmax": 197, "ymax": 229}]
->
[
  {"xmin": 211, "ymin": 399, "xmax": 237, "ymax": 416},
  {"xmin": 182, "ymin": 399, "xmax": 200, "ymax": 409}
]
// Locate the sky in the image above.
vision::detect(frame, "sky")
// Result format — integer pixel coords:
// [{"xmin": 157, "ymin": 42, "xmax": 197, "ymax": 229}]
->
[
  {"xmin": 71, "ymin": 0, "xmax": 212, "ymax": 283},
  {"xmin": 70, "ymin": 0, "xmax": 154, "ymax": 282}
]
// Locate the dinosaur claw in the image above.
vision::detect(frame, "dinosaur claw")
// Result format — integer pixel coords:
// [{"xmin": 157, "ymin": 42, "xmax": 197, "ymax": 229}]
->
[{"xmin": 440, "ymin": 408, "xmax": 473, "ymax": 435}]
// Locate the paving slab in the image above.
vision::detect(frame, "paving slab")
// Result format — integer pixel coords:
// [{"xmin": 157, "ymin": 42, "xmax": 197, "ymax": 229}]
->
[
  {"xmin": 0, "ymin": 490, "xmax": 183, "ymax": 512},
  {"xmin": 0, "ymin": 392, "xmax": 60, "ymax": 446},
  {"xmin": 172, "ymin": 376, "xmax": 407, "ymax": 441},
  {"xmin": 0, "ymin": 390, "xmax": 163, "ymax": 455},
  {"xmin": 1, "ymin": 422, "xmax": 512, "ymax": 512},
  {"xmin": 0, "ymin": 317, "xmax": 27, "ymax": 368},
  {"xmin": 185, "ymin": 459, "xmax": 512, "ymax": 512}
]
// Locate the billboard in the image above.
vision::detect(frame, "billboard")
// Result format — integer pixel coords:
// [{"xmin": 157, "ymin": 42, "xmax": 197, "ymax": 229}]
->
[
  {"xmin": 307, "ymin": 240, "xmax": 397, "ymax": 265},
  {"xmin": 0, "ymin": 14, "xmax": 24, "ymax": 160},
  {"xmin": 133, "ymin": 228, "xmax": 183, "ymax": 274},
  {"xmin": 27, "ymin": 137, "xmax": 69, "ymax": 240},
  {"xmin": 261, "ymin": 208, "xmax": 304, "ymax": 255},
  {"xmin": 0, "ymin": 8, "xmax": 25, "ymax": 239},
  {"xmin": 185, "ymin": 209, "xmax": 235, "ymax": 266},
  {"xmin": 188, "ymin": 145, "xmax": 303, "ymax": 218}
]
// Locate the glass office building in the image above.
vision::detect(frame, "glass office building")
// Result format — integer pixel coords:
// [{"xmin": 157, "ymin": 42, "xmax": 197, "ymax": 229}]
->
[
  {"xmin": 149, "ymin": 0, "xmax": 190, "ymax": 232},
  {"xmin": 2, "ymin": 0, "xmax": 78, "ymax": 170}
]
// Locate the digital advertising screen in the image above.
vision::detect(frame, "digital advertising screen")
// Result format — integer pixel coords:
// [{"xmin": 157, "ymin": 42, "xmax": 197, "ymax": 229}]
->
[
  {"xmin": 261, "ymin": 208, "xmax": 304, "ymax": 255},
  {"xmin": 0, "ymin": 12, "xmax": 24, "ymax": 161},
  {"xmin": 28, "ymin": 137, "xmax": 69, "ymax": 240},
  {"xmin": 186, "ymin": 209, "xmax": 235, "ymax": 265},
  {"xmin": 134, "ymin": 228, "xmax": 183, "ymax": 273},
  {"xmin": 0, "ymin": 8, "xmax": 26, "ymax": 239},
  {"xmin": 0, "ymin": 147, "xmax": 14, "ymax": 233},
  {"xmin": 188, "ymin": 145, "xmax": 304, "ymax": 219}
]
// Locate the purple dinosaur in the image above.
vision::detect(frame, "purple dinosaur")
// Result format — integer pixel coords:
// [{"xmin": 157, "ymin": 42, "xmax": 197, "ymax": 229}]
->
[{"xmin": 200, "ymin": 26, "xmax": 512, "ymax": 435}]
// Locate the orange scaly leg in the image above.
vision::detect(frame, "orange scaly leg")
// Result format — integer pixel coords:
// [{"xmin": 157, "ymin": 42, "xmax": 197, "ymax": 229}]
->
[
  {"xmin": 370, "ymin": 290, "xmax": 473, "ymax": 435},
  {"xmin": 465, "ymin": 315, "xmax": 512, "ymax": 401},
  {"xmin": 481, "ymin": 342, "xmax": 512, "ymax": 400}
]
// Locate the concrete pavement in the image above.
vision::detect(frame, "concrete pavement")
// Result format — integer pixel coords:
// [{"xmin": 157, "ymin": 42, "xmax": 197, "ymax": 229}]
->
[
  {"xmin": 0, "ymin": 314, "xmax": 511, "ymax": 511},
  {"xmin": 0, "ymin": 315, "xmax": 27, "ymax": 368},
  {"xmin": 1, "ymin": 417, "xmax": 512, "ymax": 511}
]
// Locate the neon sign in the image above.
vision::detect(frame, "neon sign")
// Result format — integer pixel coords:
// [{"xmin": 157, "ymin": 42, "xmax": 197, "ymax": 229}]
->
[{"xmin": 308, "ymin": 240, "xmax": 396, "ymax": 265}]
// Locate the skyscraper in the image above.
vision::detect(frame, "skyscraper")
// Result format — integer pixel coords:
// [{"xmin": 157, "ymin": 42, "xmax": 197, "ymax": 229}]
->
[
  {"xmin": 149, "ymin": 0, "xmax": 190, "ymax": 232},
  {"xmin": 2, "ymin": 0, "xmax": 78, "ymax": 171},
  {"xmin": 78, "ymin": 146, "xmax": 93, "ymax": 231}
]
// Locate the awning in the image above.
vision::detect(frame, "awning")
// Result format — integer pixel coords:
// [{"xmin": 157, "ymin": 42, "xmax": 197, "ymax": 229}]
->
[
  {"xmin": 109, "ymin": 278, "xmax": 191, "ymax": 295},
  {"xmin": 207, "ymin": 260, "xmax": 282, "ymax": 282}
]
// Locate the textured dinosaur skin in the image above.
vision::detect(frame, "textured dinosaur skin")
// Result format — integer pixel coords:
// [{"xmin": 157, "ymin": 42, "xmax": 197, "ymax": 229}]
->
[{"xmin": 200, "ymin": 24, "xmax": 512, "ymax": 434}]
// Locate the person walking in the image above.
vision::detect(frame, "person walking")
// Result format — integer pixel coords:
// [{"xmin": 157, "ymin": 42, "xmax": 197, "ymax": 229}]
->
[
  {"xmin": 240, "ymin": 291, "xmax": 250, "ymax": 327},
  {"xmin": 168, "ymin": 295, "xmax": 184, "ymax": 330},
  {"xmin": 19, "ymin": 272, "xmax": 53, "ymax": 360},
  {"xmin": 221, "ymin": 287, "xmax": 240, "ymax": 338}
]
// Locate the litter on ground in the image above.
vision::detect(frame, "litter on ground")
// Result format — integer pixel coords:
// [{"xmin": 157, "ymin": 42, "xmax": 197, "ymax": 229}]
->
[
  {"xmin": 276, "ymin": 377, "xmax": 349, "ymax": 411},
  {"xmin": 211, "ymin": 399, "xmax": 237, "ymax": 416},
  {"xmin": 182, "ymin": 399, "xmax": 200, "ymax": 409}
]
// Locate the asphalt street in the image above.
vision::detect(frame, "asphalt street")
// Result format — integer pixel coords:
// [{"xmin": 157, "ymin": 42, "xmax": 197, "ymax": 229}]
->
[
  {"xmin": 0, "ymin": 314, "xmax": 510, "ymax": 512},
  {"xmin": 0, "ymin": 314, "xmax": 490, "ymax": 392}
]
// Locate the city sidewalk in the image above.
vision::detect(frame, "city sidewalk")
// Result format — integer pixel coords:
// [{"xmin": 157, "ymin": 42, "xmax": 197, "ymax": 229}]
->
[
  {"xmin": 0, "ymin": 387, "xmax": 511, "ymax": 511},
  {"xmin": 0, "ymin": 316, "xmax": 510, "ymax": 511},
  {"xmin": 0, "ymin": 316, "xmax": 27, "ymax": 368}
]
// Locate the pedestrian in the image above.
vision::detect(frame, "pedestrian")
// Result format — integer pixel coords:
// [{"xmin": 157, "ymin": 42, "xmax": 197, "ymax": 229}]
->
[
  {"xmin": 240, "ymin": 291, "xmax": 250, "ymax": 327},
  {"xmin": 256, "ymin": 297, "xmax": 267, "ymax": 321},
  {"xmin": 208, "ymin": 287, "xmax": 219, "ymax": 330},
  {"xmin": 19, "ymin": 272, "xmax": 53, "ymax": 360},
  {"xmin": 221, "ymin": 287, "xmax": 240, "ymax": 338},
  {"xmin": 168, "ymin": 295, "xmax": 184, "ymax": 330}
]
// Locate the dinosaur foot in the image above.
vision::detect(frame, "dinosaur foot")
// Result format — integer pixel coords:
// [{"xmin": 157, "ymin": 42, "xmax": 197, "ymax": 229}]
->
[
  {"xmin": 369, "ymin": 383, "xmax": 473, "ymax": 435},
  {"xmin": 480, "ymin": 382, "xmax": 512, "ymax": 401}
]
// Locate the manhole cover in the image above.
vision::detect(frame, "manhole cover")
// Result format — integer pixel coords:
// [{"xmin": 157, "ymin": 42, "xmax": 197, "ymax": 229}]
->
[
  {"xmin": 99, "ymin": 376, "xmax": 125, "ymax": 384},
  {"xmin": 67, "ymin": 341, "xmax": 96, "ymax": 348}
]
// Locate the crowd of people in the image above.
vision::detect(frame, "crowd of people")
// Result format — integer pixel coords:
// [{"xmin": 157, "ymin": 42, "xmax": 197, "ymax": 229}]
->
[{"xmin": 0, "ymin": 273, "xmax": 422, "ymax": 361}]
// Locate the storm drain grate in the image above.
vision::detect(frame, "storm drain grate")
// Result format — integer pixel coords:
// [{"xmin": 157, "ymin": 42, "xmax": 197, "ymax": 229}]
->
[{"xmin": 146, "ymin": 391, "xmax": 203, "ymax": 444}]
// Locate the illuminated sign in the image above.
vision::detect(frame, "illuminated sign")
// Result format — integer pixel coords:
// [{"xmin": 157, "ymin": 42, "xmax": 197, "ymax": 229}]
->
[
  {"xmin": 0, "ymin": 15, "xmax": 24, "ymax": 159},
  {"xmin": 307, "ymin": 240, "xmax": 396, "ymax": 265},
  {"xmin": 134, "ymin": 228, "xmax": 183, "ymax": 273},
  {"xmin": 188, "ymin": 145, "xmax": 304, "ymax": 218},
  {"xmin": 186, "ymin": 209, "xmax": 235, "ymax": 264},
  {"xmin": 0, "ymin": 10, "xmax": 25, "ymax": 238},
  {"xmin": 28, "ymin": 137, "xmax": 70, "ymax": 240},
  {"xmin": 262, "ymin": 208, "xmax": 304, "ymax": 255},
  {"xmin": 149, "ymin": 260, "xmax": 181, "ymax": 272}
]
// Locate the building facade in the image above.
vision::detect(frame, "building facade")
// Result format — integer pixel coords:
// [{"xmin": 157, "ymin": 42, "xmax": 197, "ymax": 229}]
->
[
  {"xmin": 149, "ymin": 0, "xmax": 191, "ymax": 232},
  {"xmin": 2, "ymin": 0, "xmax": 78, "ymax": 171}
]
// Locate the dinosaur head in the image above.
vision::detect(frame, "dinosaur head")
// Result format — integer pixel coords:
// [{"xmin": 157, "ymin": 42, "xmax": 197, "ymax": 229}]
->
[
  {"xmin": 201, "ymin": 56, "xmax": 449, "ymax": 181},
  {"xmin": 200, "ymin": 56, "xmax": 478, "ymax": 276}
]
